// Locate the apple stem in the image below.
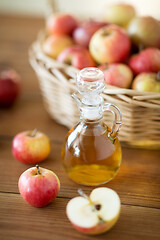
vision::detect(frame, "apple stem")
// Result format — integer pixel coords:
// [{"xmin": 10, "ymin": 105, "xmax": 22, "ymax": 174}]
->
[
  {"xmin": 30, "ymin": 128, "xmax": 38, "ymax": 137},
  {"xmin": 36, "ymin": 165, "xmax": 41, "ymax": 175},
  {"xmin": 78, "ymin": 189, "xmax": 93, "ymax": 204},
  {"xmin": 78, "ymin": 189, "xmax": 102, "ymax": 212}
]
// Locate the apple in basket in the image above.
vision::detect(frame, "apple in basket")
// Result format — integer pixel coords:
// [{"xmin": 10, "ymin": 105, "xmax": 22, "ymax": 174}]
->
[
  {"xmin": 12, "ymin": 129, "xmax": 51, "ymax": 164},
  {"xmin": 57, "ymin": 45, "xmax": 96, "ymax": 70},
  {"xmin": 129, "ymin": 48, "xmax": 160, "ymax": 75},
  {"xmin": 18, "ymin": 165, "xmax": 60, "ymax": 207},
  {"xmin": 0, "ymin": 67, "xmax": 21, "ymax": 108},
  {"xmin": 73, "ymin": 20, "xmax": 108, "ymax": 48},
  {"xmin": 89, "ymin": 25, "xmax": 131, "ymax": 64},
  {"xmin": 99, "ymin": 63, "xmax": 133, "ymax": 88},
  {"xmin": 46, "ymin": 13, "xmax": 78, "ymax": 35},
  {"xmin": 66, "ymin": 188, "xmax": 121, "ymax": 235},
  {"xmin": 132, "ymin": 72, "xmax": 160, "ymax": 93},
  {"xmin": 42, "ymin": 34, "xmax": 74, "ymax": 59},
  {"xmin": 127, "ymin": 16, "xmax": 160, "ymax": 48},
  {"xmin": 104, "ymin": 3, "xmax": 136, "ymax": 27}
]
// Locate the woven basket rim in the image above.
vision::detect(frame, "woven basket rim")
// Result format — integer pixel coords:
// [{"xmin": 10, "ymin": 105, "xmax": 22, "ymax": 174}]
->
[{"xmin": 29, "ymin": 30, "xmax": 160, "ymax": 110}]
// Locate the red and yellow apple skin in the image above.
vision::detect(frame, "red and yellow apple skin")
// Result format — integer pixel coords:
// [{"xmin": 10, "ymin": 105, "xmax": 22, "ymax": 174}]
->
[
  {"xmin": 42, "ymin": 34, "xmax": 74, "ymax": 59},
  {"xmin": 127, "ymin": 16, "xmax": 160, "ymax": 48},
  {"xmin": 104, "ymin": 3, "xmax": 136, "ymax": 27},
  {"xmin": 89, "ymin": 25, "xmax": 131, "ymax": 64},
  {"xmin": 132, "ymin": 73, "xmax": 160, "ymax": 93},
  {"xmin": 18, "ymin": 166, "xmax": 60, "ymax": 207},
  {"xmin": 99, "ymin": 63, "xmax": 133, "ymax": 88},
  {"xmin": 0, "ymin": 68, "xmax": 21, "ymax": 108},
  {"xmin": 46, "ymin": 13, "xmax": 78, "ymax": 36},
  {"xmin": 129, "ymin": 48, "xmax": 160, "ymax": 75},
  {"xmin": 57, "ymin": 46, "xmax": 96, "ymax": 70},
  {"xmin": 73, "ymin": 20, "xmax": 108, "ymax": 48},
  {"xmin": 12, "ymin": 130, "xmax": 51, "ymax": 164}
]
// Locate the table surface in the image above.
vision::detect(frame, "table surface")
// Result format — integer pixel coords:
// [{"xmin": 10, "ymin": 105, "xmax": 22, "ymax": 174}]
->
[{"xmin": 0, "ymin": 15, "xmax": 160, "ymax": 240}]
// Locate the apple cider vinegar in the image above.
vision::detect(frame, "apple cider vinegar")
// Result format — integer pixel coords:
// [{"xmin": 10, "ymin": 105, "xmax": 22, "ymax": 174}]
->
[
  {"xmin": 61, "ymin": 67, "xmax": 122, "ymax": 186},
  {"xmin": 61, "ymin": 121, "xmax": 121, "ymax": 186}
]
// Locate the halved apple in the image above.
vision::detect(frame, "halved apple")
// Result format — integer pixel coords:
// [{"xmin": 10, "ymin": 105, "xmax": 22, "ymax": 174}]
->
[{"xmin": 66, "ymin": 187, "xmax": 121, "ymax": 235}]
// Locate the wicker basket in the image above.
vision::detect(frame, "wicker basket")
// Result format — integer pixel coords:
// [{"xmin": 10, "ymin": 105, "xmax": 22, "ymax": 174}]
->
[{"xmin": 29, "ymin": 12, "xmax": 160, "ymax": 150}]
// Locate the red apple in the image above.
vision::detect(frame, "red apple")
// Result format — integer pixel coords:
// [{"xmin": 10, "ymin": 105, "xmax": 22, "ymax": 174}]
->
[
  {"xmin": 66, "ymin": 188, "xmax": 121, "ymax": 235},
  {"xmin": 57, "ymin": 45, "xmax": 96, "ymax": 70},
  {"xmin": 99, "ymin": 63, "xmax": 133, "ymax": 88},
  {"xmin": 129, "ymin": 48, "xmax": 160, "ymax": 75},
  {"xmin": 18, "ymin": 165, "xmax": 60, "ymax": 207},
  {"xmin": 132, "ymin": 72, "xmax": 160, "ymax": 92},
  {"xmin": 12, "ymin": 129, "xmax": 51, "ymax": 164},
  {"xmin": 42, "ymin": 34, "xmax": 74, "ymax": 59},
  {"xmin": 89, "ymin": 25, "xmax": 131, "ymax": 64},
  {"xmin": 73, "ymin": 20, "xmax": 108, "ymax": 48},
  {"xmin": 127, "ymin": 16, "xmax": 160, "ymax": 48},
  {"xmin": 104, "ymin": 3, "xmax": 136, "ymax": 27},
  {"xmin": 46, "ymin": 13, "xmax": 78, "ymax": 35},
  {"xmin": 0, "ymin": 68, "xmax": 21, "ymax": 108}
]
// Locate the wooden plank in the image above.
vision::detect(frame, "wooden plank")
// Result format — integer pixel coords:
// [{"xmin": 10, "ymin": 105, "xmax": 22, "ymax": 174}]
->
[
  {"xmin": 0, "ymin": 139, "xmax": 159, "ymax": 209},
  {"xmin": 0, "ymin": 97, "xmax": 68, "ymax": 142},
  {"xmin": 0, "ymin": 192, "xmax": 159, "ymax": 240},
  {"xmin": 0, "ymin": 15, "xmax": 44, "ymax": 94}
]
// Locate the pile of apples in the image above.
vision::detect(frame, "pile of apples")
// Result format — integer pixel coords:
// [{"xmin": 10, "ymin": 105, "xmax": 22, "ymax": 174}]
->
[{"xmin": 42, "ymin": 3, "xmax": 160, "ymax": 92}]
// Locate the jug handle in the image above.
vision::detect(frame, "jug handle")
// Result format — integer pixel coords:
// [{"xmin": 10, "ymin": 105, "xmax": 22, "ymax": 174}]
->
[{"xmin": 103, "ymin": 103, "xmax": 122, "ymax": 142}]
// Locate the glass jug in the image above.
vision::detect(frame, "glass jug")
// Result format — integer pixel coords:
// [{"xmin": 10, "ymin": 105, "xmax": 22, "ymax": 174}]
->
[{"xmin": 61, "ymin": 67, "xmax": 122, "ymax": 186}]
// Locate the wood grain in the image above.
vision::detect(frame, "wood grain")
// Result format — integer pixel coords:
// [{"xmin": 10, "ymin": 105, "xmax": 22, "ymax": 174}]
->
[
  {"xmin": 0, "ymin": 15, "xmax": 160, "ymax": 240},
  {"xmin": 0, "ymin": 192, "xmax": 160, "ymax": 240}
]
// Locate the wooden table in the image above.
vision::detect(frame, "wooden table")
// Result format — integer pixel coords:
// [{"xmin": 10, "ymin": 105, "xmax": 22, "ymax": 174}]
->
[{"xmin": 0, "ymin": 15, "xmax": 160, "ymax": 240}]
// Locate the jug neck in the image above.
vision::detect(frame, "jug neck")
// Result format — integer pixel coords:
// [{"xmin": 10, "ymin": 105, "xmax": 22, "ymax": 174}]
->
[{"xmin": 80, "ymin": 96, "xmax": 104, "ymax": 121}]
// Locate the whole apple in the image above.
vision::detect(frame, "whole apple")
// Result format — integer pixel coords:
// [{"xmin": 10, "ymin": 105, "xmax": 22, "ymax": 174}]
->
[
  {"xmin": 18, "ymin": 165, "xmax": 60, "ymax": 207},
  {"xmin": 99, "ymin": 63, "xmax": 133, "ymax": 88},
  {"xmin": 127, "ymin": 16, "xmax": 160, "ymax": 48},
  {"xmin": 89, "ymin": 25, "xmax": 131, "ymax": 64},
  {"xmin": 132, "ymin": 72, "xmax": 160, "ymax": 92},
  {"xmin": 66, "ymin": 188, "xmax": 121, "ymax": 235},
  {"xmin": 57, "ymin": 45, "xmax": 96, "ymax": 70},
  {"xmin": 0, "ymin": 68, "xmax": 21, "ymax": 108},
  {"xmin": 12, "ymin": 129, "xmax": 51, "ymax": 164},
  {"xmin": 129, "ymin": 48, "xmax": 160, "ymax": 75},
  {"xmin": 46, "ymin": 13, "xmax": 78, "ymax": 35},
  {"xmin": 104, "ymin": 3, "xmax": 136, "ymax": 27},
  {"xmin": 42, "ymin": 34, "xmax": 74, "ymax": 59},
  {"xmin": 73, "ymin": 20, "xmax": 108, "ymax": 48}
]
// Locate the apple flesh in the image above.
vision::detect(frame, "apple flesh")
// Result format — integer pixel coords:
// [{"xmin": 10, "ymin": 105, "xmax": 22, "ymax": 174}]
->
[
  {"xmin": 129, "ymin": 48, "xmax": 160, "ymax": 75},
  {"xmin": 99, "ymin": 63, "xmax": 133, "ymax": 88},
  {"xmin": 73, "ymin": 20, "xmax": 108, "ymax": 48},
  {"xmin": 0, "ymin": 68, "xmax": 20, "ymax": 108},
  {"xmin": 12, "ymin": 129, "xmax": 51, "ymax": 164},
  {"xmin": 42, "ymin": 34, "xmax": 74, "ymax": 59},
  {"xmin": 89, "ymin": 25, "xmax": 131, "ymax": 64},
  {"xmin": 104, "ymin": 3, "xmax": 136, "ymax": 27},
  {"xmin": 132, "ymin": 72, "xmax": 160, "ymax": 92},
  {"xmin": 18, "ymin": 165, "xmax": 60, "ymax": 207},
  {"xmin": 66, "ymin": 188, "xmax": 121, "ymax": 235},
  {"xmin": 127, "ymin": 16, "xmax": 160, "ymax": 48},
  {"xmin": 57, "ymin": 45, "xmax": 96, "ymax": 70},
  {"xmin": 46, "ymin": 13, "xmax": 78, "ymax": 36}
]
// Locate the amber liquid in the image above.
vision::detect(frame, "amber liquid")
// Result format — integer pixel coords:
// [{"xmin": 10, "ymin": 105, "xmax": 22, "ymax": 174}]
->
[{"xmin": 61, "ymin": 121, "xmax": 122, "ymax": 186}]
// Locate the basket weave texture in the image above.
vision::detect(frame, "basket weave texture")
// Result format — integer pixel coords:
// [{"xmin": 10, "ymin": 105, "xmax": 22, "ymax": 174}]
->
[{"xmin": 29, "ymin": 32, "xmax": 160, "ymax": 149}]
